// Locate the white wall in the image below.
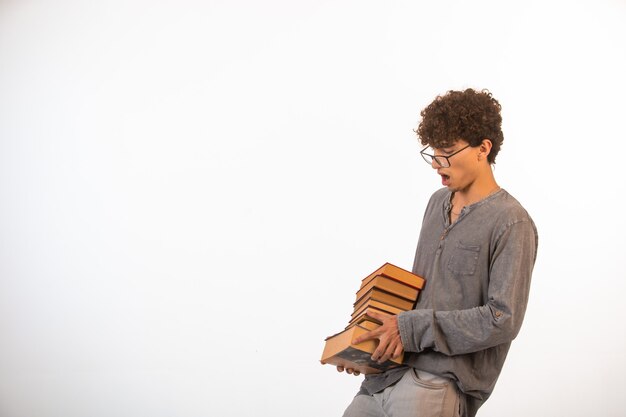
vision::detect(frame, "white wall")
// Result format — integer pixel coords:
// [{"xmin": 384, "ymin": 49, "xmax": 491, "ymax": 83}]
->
[{"xmin": 1, "ymin": 1, "xmax": 624, "ymax": 416}]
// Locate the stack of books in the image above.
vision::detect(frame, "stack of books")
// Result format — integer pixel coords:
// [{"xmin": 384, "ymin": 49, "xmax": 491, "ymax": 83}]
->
[{"xmin": 320, "ymin": 263, "xmax": 425, "ymax": 375}]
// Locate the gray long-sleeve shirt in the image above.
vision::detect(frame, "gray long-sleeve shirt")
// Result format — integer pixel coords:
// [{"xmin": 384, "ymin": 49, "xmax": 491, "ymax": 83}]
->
[{"xmin": 360, "ymin": 188, "xmax": 538, "ymax": 417}]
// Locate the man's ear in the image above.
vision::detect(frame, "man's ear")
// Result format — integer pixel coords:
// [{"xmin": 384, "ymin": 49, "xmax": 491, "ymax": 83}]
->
[{"xmin": 479, "ymin": 139, "xmax": 493, "ymax": 160}]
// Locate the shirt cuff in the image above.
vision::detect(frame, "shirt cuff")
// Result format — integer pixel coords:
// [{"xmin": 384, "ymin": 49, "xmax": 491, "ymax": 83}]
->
[{"xmin": 398, "ymin": 309, "xmax": 435, "ymax": 353}]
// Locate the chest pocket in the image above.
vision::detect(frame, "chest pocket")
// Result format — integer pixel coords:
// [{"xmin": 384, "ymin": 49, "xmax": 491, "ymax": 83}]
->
[{"xmin": 447, "ymin": 242, "xmax": 481, "ymax": 275}]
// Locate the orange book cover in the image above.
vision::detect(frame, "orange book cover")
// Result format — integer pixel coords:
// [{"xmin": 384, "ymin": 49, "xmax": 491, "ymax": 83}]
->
[
  {"xmin": 347, "ymin": 306, "xmax": 393, "ymax": 327},
  {"xmin": 354, "ymin": 319, "xmax": 380, "ymax": 331},
  {"xmin": 345, "ymin": 311, "xmax": 384, "ymax": 329},
  {"xmin": 353, "ymin": 287, "xmax": 416, "ymax": 312},
  {"xmin": 351, "ymin": 299, "xmax": 404, "ymax": 320},
  {"xmin": 360, "ymin": 263, "xmax": 425, "ymax": 291},
  {"xmin": 356, "ymin": 276, "xmax": 420, "ymax": 305}
]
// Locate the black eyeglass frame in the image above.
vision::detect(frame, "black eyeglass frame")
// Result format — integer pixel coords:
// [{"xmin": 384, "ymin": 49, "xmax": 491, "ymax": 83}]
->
[{"xmin": 420, "ymin": 144, "xmax": 471, "ymax": 168}]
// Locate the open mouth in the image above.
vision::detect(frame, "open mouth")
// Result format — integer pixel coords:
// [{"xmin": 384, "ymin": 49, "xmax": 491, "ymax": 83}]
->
[{"xmin": 440, "ymin": 173, "xmax": 450, "ymax": 186}]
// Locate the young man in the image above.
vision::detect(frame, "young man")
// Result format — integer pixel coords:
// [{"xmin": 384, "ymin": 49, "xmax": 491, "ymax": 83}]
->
[{"xmin": 339, "ymin": 89, "xmax": 538, "ymax": 417}]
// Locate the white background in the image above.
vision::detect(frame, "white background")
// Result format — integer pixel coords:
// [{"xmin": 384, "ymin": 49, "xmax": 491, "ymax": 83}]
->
[{"xmin": 1, "ymin": 1, "xmax": 625, "ymax": 416}]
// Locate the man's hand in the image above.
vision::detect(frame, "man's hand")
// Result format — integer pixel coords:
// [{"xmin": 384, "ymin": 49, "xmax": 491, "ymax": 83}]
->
[
  {"xmin": 336, "ymin": 365, "xmax": 360, "ymax": 376},
  {"xmin": 353, "ymin": 311, "xmax": 404, "ymax": 364}
]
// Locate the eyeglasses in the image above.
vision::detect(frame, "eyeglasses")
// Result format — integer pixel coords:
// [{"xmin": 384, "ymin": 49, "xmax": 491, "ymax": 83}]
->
[{"xmin": 420, "ymin": 144, "xmax": 471, "ymax": 168}]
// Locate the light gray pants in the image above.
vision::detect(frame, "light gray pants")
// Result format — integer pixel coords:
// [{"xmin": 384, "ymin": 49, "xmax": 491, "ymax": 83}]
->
[{"xmin": 342, "ymin": 369, "xmax": 462, "ymax": 417}]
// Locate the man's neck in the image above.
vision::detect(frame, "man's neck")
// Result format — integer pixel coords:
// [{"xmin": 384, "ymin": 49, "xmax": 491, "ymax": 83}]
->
[{"xmin": 453, "ymin": 171, "xmax": 499, "ymax": 208}]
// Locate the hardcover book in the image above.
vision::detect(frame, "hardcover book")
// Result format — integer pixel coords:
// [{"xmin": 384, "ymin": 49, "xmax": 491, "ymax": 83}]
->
[
  {"xmin": 356, "ymin": 275, "xmax": 421, "ymax": 302},
  {"xmin": 360, "ymin": 263, "xmax": 425, "ymax": 290},
  {"xmin": 353, "ymin": 287, "xmax": 416, "ymax": 312},
  {"xmin": 320, "ymin": 324, "xmax": 403, "ymax": 375}
]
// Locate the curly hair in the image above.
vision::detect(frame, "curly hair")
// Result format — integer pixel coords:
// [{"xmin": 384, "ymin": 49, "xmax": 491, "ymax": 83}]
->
[{"xmin": 416, "ymin": 89, "xmax": 503, "ymax": 164}]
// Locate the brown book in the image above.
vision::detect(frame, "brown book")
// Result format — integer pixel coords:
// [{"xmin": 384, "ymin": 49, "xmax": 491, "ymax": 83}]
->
[
  {"xmin": 355, "ymin": 319, "xmax": 380, "ymax": 331},
  {"xmin": 320, "ymin": 324, "xmax": 403, "ymax": 375},
  {"xmin": 351, "ymin": 299, "xmax": 404, "ymax": 320},
  {"xmin": 347, "ymin": 306, "xmax": 392, "ymax": 327},
  {"xmin": 356, "ymin": 275, "xmax": 420, "ymax": 303},
  {"xmin": 353, "ymin": 287, "xmax": 416, "ymax": 312},
  {"xmin": 345, "ymin": 311, "xmax": 384, "ymax": 329},
  {"xmin": 360, "ymin": 263, "xmax": 425, "ymax": 291}
]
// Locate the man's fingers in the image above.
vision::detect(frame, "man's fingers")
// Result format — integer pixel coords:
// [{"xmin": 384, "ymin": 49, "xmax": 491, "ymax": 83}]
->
[
  {"xmin": 336, "ymin": 365, "xmax": 360, "ymax": 376},
  {"xmin": 393, "ymin": 344, "xmax": 404, "ymax": 359},
  {"xmin": 366, "ymin": 310, "xmax": 387, "ymax": 322},
  {"xmin": 373, "ymin": 338, "xmax": 402, "ymax": 363},
  {"xmin": 377, "ymin": 348, "xmax": 391, "ymax": 364},
  {"xmin": 352, "ymin": 328, "xmax": 380, "ymax": 345}
]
